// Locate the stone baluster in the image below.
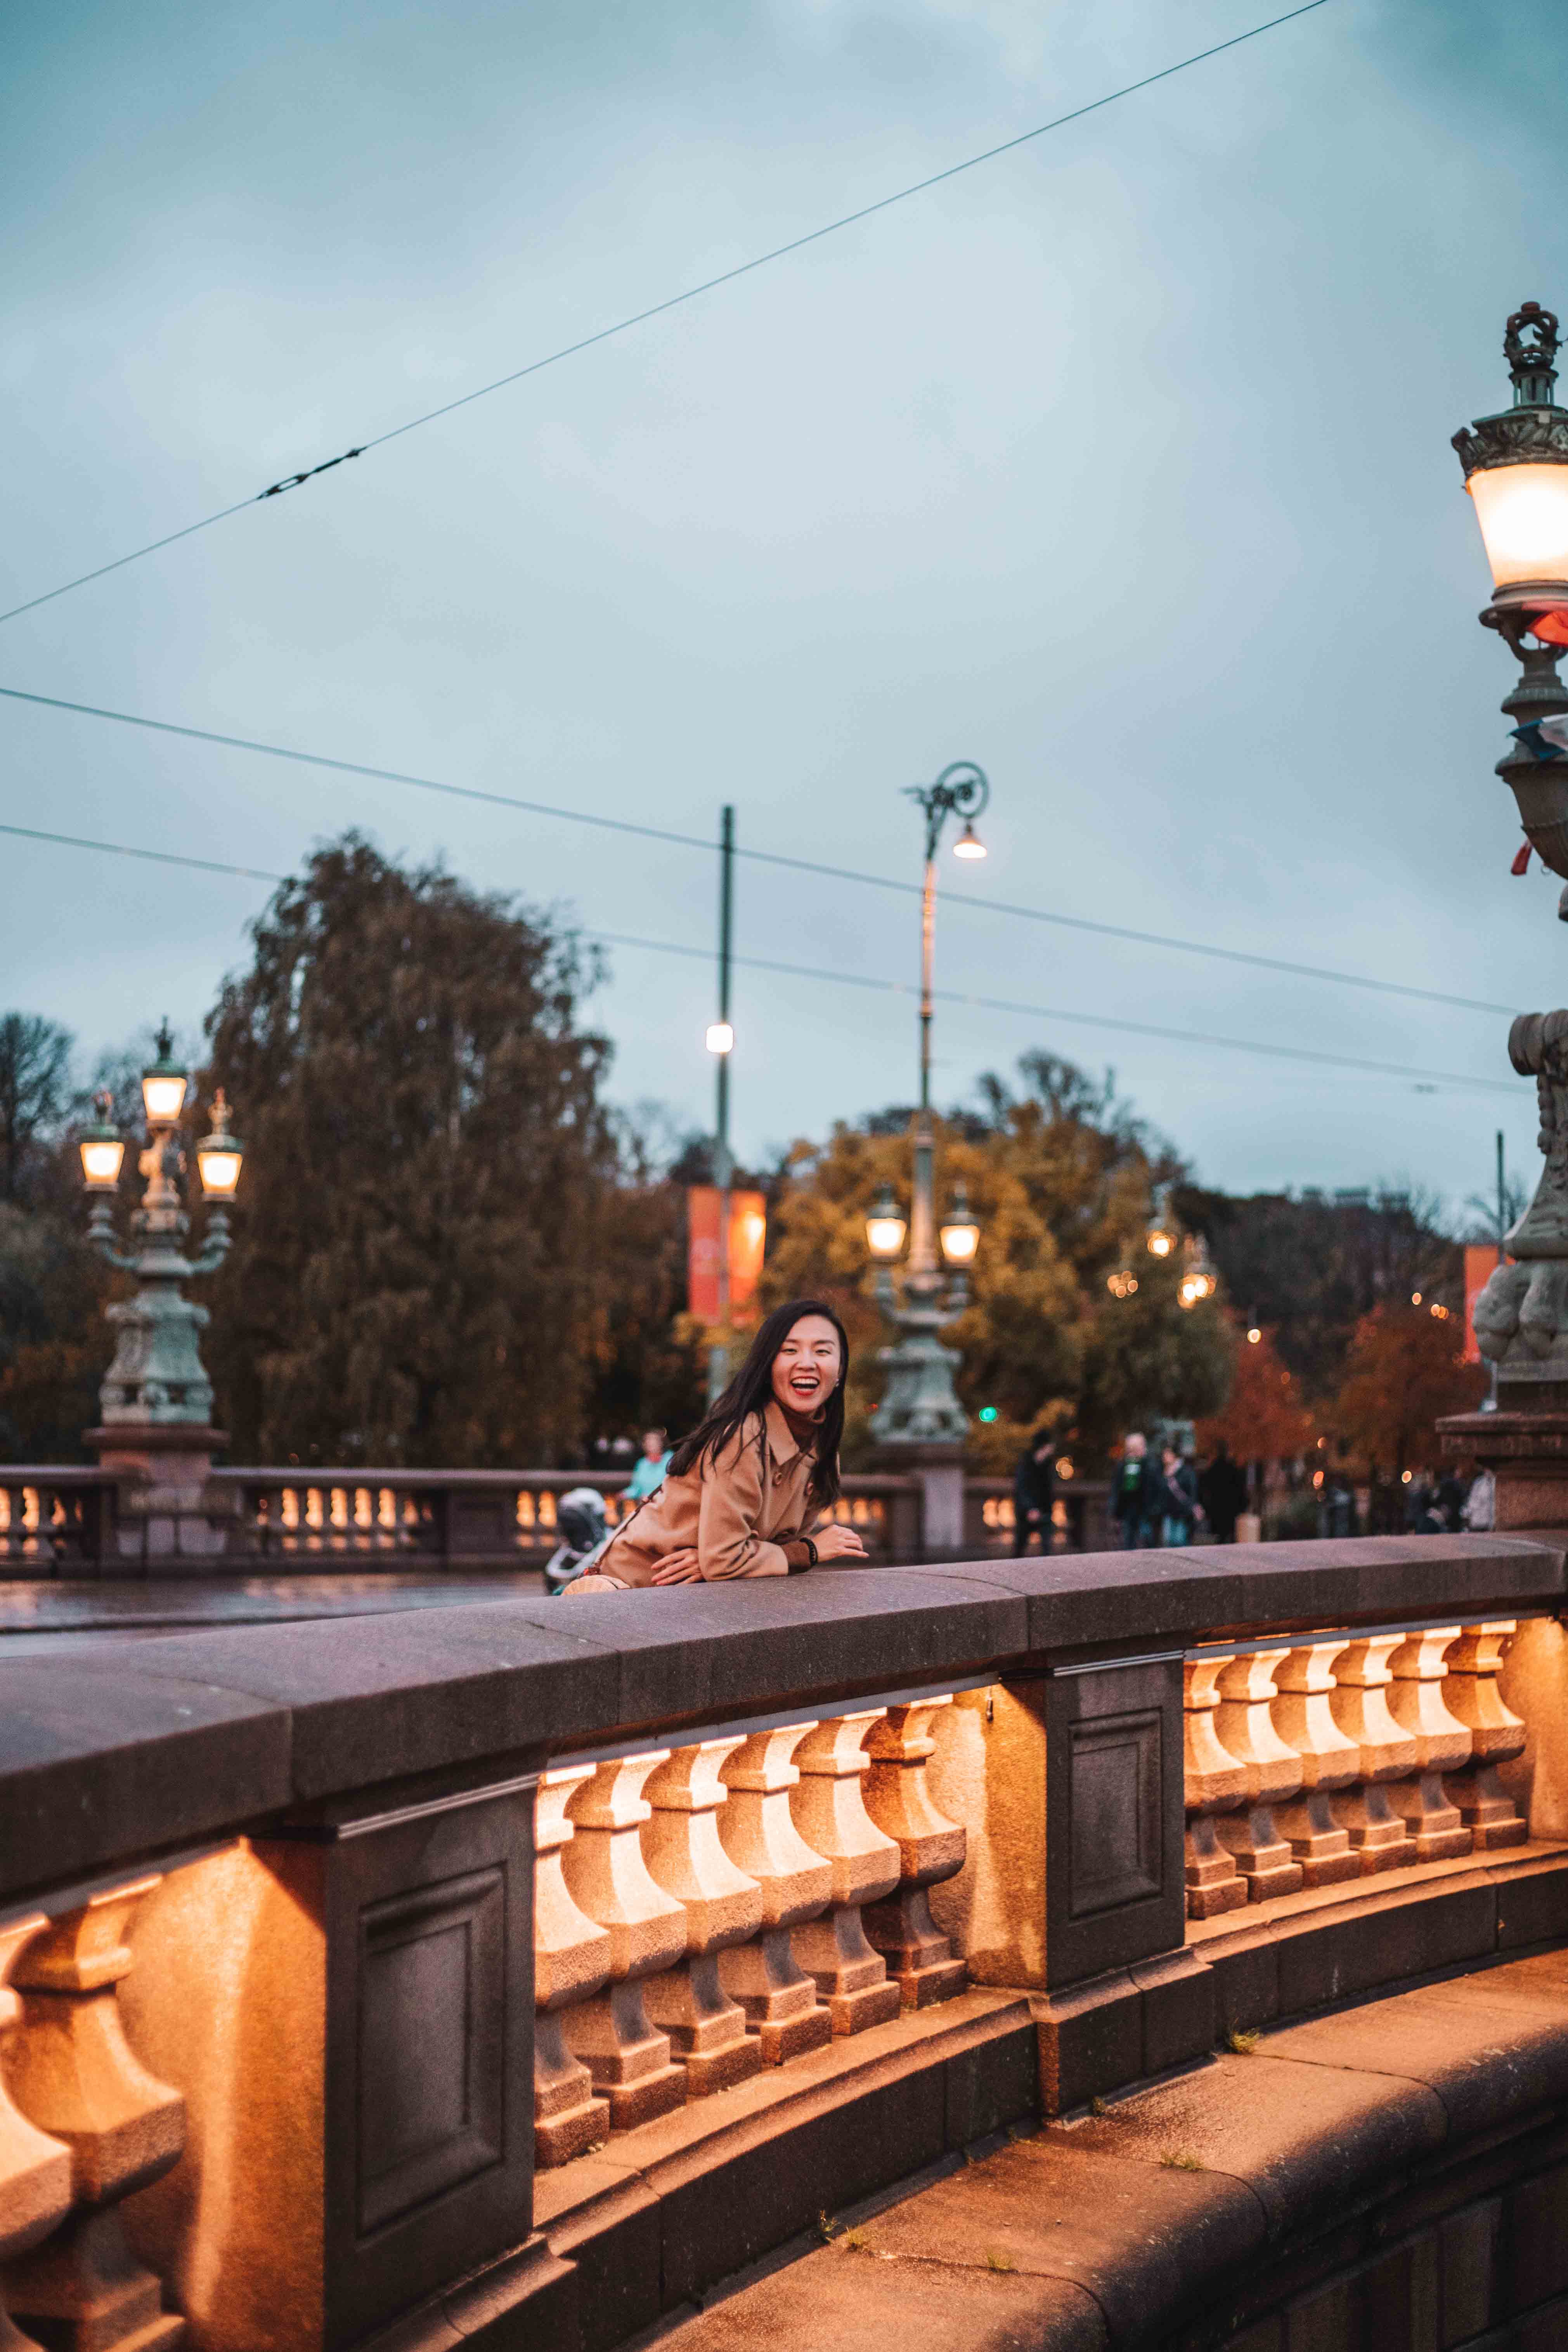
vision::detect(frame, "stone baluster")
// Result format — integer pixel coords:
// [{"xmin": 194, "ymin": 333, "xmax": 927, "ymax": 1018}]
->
[
  {"xmin": 533, "ymin": 1766, "xmax": 613, "ymax": 2167},
  {"xmin": 0, "ymin": 1918, "xmax": 73, "ymax": 2352},
  {"xmin": 0, "ymin": 1882, "xmax": 185, "ymax": 2352},
  {"xmin": 1183, "ymin": 1658, "xmax": 1248, "ymax": 1917},
  {"xmin": 560, "ymin": 1754, "xmax": 688, "ymax": 2129},
  {"xmin": 1442, "ymin": 1623, "xmax": 1529, "ymax": 1849},
  {"xmin": 640, "ymin": 1740, "xmax": 766, "ymax": 2095},
  {"xmin": 1269, "ymin": 1640, "xmax": 1362, "ymax": 1888},
  {"xmin": 1328, "ymin": 1636, "xmax": 1420, "ymax": 1872},
  {"xmin": 1213, "ymin": 1652, "xmax": 1305, "ymax": 1901},
  {"xmin": 788, "ymin": 1712, "xmax": 903, "ymax": 2035},
  {"xmin": 861, "ymin": 1699, "xmax": 967, "ymax": 2007},
  {"xmin": 1384, "ymin": 1628, "xmax": 1474, "ymax": 1862},
  {"xmin": 715, "ymin": 1725, "xmax": 835, "ymax": 2064}
]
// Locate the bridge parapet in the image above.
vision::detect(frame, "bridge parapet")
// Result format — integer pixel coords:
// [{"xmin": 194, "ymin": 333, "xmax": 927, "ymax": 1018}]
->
[{"xmin": 2, "ymin": 1532, "xmax": 1566, "ymax": 2351}]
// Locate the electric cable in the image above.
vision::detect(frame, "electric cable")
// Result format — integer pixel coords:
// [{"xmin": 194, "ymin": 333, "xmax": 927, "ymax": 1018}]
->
[
  {"xmin": 0, "ymin": 816, "xmax": 1521, "ymax": 1097},
  {"xmin": 0, "ymin": 0, "xmax": 1332, "ymax": 631},
  {"xmin": 0, "ymin": 681, "xmax": 1518, "ymax": 1019}
]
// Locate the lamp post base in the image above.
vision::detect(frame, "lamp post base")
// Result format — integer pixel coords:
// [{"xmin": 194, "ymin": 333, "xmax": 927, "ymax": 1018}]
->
[
  {"xmin": 85, "ymin": 1425, "xmax": 237, "ymax": 1564},
  {"xmin": 870, "ymin": 1440, "xmax": 965, "ymax": 1558}
]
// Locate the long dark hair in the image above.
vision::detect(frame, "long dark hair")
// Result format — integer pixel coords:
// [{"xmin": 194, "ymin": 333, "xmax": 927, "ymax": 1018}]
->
[{"xmin": 669, "ymin": 1297, "xmax": 850, "ymax": 1506}]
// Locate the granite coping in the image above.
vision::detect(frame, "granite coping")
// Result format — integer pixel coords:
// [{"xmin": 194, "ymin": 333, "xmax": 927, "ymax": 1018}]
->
[
  {"xmin": 659, "ymin": 1948, "xmax": 1568, "ymax": 2351},
  {"xmin": 0, "ymin": 1533, "xmax": 1561, "ymax": 1910}
]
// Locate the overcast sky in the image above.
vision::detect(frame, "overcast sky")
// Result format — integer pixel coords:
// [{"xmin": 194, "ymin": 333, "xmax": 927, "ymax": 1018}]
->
[{"xmin": 3, "ymin": 0, "xmax": 1565, "ymax": 1217}]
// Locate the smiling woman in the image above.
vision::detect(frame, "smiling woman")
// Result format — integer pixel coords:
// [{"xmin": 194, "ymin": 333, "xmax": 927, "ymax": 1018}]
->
[{"xmin": 564, "ymin": 1298, "xmax": 868, "ymax": 1592}]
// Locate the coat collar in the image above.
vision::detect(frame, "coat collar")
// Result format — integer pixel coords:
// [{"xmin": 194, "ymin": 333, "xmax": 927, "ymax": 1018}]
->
[{"xmin": 763, "ymin": 1396, "xmax": 819, "ymax": 1470}]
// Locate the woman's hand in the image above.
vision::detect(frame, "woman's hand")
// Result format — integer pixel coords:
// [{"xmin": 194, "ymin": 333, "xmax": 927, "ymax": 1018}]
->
[
  {"xmin": 651, "ymin": 1547, "xmax": 703, "ymax": 1586},
  {"xmin": 813, "ymin": 1523, "xmax": 868, "ymax": 1563}
]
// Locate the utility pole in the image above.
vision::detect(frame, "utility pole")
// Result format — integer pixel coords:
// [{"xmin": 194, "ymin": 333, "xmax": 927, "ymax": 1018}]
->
[{"xmin": 707, "ymin": 805, "xmax": 735, "ymax": 1406}]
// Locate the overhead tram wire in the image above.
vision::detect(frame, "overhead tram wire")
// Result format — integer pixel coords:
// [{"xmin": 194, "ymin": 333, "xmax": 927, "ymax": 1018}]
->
[
  {"xmin": 0, "ymin": 0, "xmax": 1333, "ymax": 632},
  {"xmin": 0, "ymin": 681, "xmax": 1518, "ymax": 1021},
  {"xmin": 0, "ymin": 818, "xmax": 1519, "ymax": 1099}
]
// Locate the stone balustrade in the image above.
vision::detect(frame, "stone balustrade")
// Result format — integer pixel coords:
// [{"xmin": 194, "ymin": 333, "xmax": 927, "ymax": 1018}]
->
[
  {"xmin": 1181, "ymin": 1621, "xmax": 1531, "ymax": 1915},
  {"xmin": 2, "ymin": 1532, "xmax": 1566, "ymax": 2352}
]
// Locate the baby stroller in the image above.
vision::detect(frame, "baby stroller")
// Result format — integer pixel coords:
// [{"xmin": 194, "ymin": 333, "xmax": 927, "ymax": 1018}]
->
[{"xmin": 543, "ymin": 1486, "xmax": 612, "ymax": 1595}]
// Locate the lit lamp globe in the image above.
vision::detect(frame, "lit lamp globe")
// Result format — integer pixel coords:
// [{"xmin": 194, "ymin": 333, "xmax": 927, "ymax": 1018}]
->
[
  {"xmin": 141, "ymin": 1021, "xmax": 189, "ymax": 1127},
  {"xmin": 1455, "ymin": 303, "xmax": 1568, "ymax": 627},
  {"xmin": 78, "ymin": 1092, "xmax": 125, "ymax": 1193},
  {"xmin": 865, "ymin": 1183, "xmax": 908, "ymax": 1262},
  {"xmin": 939, "ymin": 1182, "xmax": 980, "ymax": 1265},
  {"xmin": 952, "ymin": 822, "xmax": 986, "ymax": 861},
  {"xmin": 196, "ymin": 1090, "xmax": 245, "ymax": 1201},
  {"xmin": 1145, "ymin": 1206, "xmax": 1178, "ymax": 1260}
]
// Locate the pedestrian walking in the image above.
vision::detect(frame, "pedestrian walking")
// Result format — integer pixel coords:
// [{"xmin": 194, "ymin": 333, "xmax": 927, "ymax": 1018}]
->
[
  {"xmin": 1197, "ymin": 1440, "xmax": 1247, "ymax": 1544},
  {"xmin": 564, "ymin": 1298, "xmax": 868, "ymax": 1591},
  {"xmin": 1159, "ymin": 1443, "xmax": 1203, "ymax": 1548},
  {"xmin": 1462, "ymin": 1467, "xmax": 1495, "ymax": 1531},
  {"xmin": 1112, "ymin": 1433, "xmax": 1163, "ymax": 1549},
  {"xmin": 1012, "ymin": 1430, "xmax": 1057, "ymax": 1556}
]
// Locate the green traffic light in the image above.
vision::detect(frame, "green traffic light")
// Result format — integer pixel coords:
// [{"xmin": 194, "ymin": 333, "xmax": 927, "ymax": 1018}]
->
[{"xmin": 978, "ymin": 1406, "xmax": 998, "ymax": 1423}]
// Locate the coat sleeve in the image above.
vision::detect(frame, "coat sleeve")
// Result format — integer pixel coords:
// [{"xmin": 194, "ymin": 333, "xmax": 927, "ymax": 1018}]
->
[{"xmin": 697, "ymin": 1421, "xmax": 790, "ymax": 1580}]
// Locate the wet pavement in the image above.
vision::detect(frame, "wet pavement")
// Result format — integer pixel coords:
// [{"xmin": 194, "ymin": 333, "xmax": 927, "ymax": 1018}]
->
[{"xmin": 0, "ymin": 1570, "xmax": 549, "ymax": 1653}]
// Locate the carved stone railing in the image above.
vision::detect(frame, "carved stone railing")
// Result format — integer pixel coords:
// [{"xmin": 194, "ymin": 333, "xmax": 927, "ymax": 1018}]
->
[{"xmin": 2, "ymin": 1530, "xmax": 1566, "ymax": 2352}]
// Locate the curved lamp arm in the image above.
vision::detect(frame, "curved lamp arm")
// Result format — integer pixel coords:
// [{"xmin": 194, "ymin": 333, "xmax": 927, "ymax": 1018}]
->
[
  {"xmin": 187, "ymin": 1206, "xmax": 234, "ymax": 1278},
  {"xmin": 85, "ymin": 1202, "xmax": 140, "ymax": 1273}
]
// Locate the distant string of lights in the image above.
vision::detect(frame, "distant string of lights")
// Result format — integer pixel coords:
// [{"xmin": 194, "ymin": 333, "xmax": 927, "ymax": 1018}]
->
[{"xmin": 0, "ymin": 817, "xmax": 1522, "ymax": 1097}]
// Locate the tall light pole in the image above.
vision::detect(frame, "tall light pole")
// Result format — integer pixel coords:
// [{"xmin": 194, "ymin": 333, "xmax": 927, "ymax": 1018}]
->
[
  {"xmin": 1442, "ymin": 302, "xmax": 1568, "ymax": 1520},
  {"xmin": 79, "ymin": 1023, "xmax": 244, "ymax": 1509},
  {"xmin": 705, "ymin": 806, "xmax": 736, "ymax": 1405},
  {"xmin": 865, "ymin": 762, "xmax": 989, "ymax": 1554}
]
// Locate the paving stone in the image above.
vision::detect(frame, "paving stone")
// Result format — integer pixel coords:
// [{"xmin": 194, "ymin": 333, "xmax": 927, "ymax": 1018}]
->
[
  {"xmin": 1264, "ymin": 1983, "xmax": 1568, "ymax": 2141},
  {"xmin": 660, "ymin": 2237, "xmax": 1108, "ymax": 2352},
  {"xmin": 1063, "ymin": 2052, "xmax": 1446, "ymax": 2238}
]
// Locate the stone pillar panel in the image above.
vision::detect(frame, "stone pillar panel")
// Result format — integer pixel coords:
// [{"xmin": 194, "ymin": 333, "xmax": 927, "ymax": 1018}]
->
[{"xmin": 1043, "ymin": 1659, "xmax": 1186, "ymax": 1988}]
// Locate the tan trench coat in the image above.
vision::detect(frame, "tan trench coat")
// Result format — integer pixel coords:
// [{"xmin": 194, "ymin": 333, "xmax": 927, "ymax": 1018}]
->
[{"xmin": 577, "ymin": 1401, "xmax": 823, "ymax": 1588}]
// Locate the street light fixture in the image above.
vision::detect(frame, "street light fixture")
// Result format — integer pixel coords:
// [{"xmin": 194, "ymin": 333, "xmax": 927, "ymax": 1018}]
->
[
  {"xmin": 867, "ymin": 762, "xmax": 991, "ymax": 1539},
  {"xmin": 865, "ymin": 1183, "xmax": 908, "ymax": 1262},
  {"xmin": 80, "ymin": 1028, "xmax": 244, "ymax": 1487},
  {"xmin": 705, "ymin": 1022, "xmax": 735, "ymax": 1056},
  {"xmin": 1145, "ymin": 1192, "xmax": 1179, "ymax": 1258}
]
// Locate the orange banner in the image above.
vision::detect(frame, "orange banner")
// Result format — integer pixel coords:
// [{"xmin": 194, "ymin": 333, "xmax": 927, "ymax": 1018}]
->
[
  {"xmin": 687, "ymin": 1189, "xmax": 767, "ymax": 1324},
  {"xmin": 1464, "ymin": 1242, "xmax": 1501, "ymax": 1365}
]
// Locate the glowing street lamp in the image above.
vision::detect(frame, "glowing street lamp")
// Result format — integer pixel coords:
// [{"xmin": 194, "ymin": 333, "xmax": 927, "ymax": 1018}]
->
[
  {"xmin": 79, "ymin": 1026, "xmax": 243, "ymax": 1462},
  {"xmin": 1145, "ymin": 1194, "xmax": 1179, "ymax": 1259},
  {"xmin": 865, "ymin": 1183, "xmax": 909, "ymax": 1263},
  {"xmin": 939, "ymin": 1182, "xmax": 980, "ymax": 1267}
]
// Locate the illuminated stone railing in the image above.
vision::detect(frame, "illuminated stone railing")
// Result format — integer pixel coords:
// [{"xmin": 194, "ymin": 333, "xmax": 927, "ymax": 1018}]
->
[
  {"xmin": 2, "ymin": 1530, "xmax": 1565, "ymax": 2352},
  {"xmin": 1182, "ymin": 1621, "xmax": 1529, "ymax": 1916}
]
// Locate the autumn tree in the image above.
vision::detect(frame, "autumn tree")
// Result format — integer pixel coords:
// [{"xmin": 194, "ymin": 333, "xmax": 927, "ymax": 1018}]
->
[
  {"xmin": 202, "ymin": 835, "xmax": 620, "ymax": 1465},
  {"xmin": 1196, "ymin": 1326, "xmax": 1315, "ymax": 1466},
  {"xmin": 0, "ymin": 1014, "xmax": 73, "ymax": 1206},
  {"xmin": 760, "ymin": 1052, "xmax": 1232, "ymax": 1470},
  {"xmin": 1329, "ymin": 1303, "xmax": 1487, "ymax": 1479}
]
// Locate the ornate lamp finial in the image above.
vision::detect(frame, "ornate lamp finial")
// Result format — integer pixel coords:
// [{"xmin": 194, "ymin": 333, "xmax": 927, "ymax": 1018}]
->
[{"xmin": 1506, "ymin": 302, "xmax": 1560, "ymax": 409}]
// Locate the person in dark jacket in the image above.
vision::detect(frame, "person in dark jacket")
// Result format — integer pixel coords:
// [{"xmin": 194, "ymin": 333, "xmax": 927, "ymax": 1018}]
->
[
  {"xmin": 1197, "ymin": 1440, "xmax": 1248, "ymax": 1544},
  {"xmin": 1012, "ymin": 1432, "xmax": 1057, "ymax": 1555},
  {"xmin": 1159, "ymin": 1443, "xmax": 1204, "ymax": 1546},
  {"xmin": 1112, "ymin": 1433, "xmax": 1163, "ymax": 1548}
]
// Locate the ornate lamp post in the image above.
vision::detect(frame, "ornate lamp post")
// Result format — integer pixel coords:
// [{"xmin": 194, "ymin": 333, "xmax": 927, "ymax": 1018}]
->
[
  {"xmin": 81, "ymin": 1023, "xmax": 244, "ymax": 1508},
  {"xmin": 865, "ymin": 763, "xmax": 989, "ymax": 1552},
  {"xmin": 1442, "ymin": 302, "xmax": 1568, "ymax": 1522}
]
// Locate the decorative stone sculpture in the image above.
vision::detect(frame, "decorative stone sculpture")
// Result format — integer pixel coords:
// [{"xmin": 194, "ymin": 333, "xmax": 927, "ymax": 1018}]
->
[
  {"xmin": 788, "ymin": 1713, "xmax": 903, "ymax": 2034},
  {"xmin": 0, "ymin": 1882, "xmax": 185, "ymax": 2352},
  {"xmin": 1442, "ymin": 1624, "xmax": 1529, "ymax": 1848},
  {"xmin": 1182, "ymin": 1659, "xmax": 1248, "ymax": 1918},
  {"xmin": 0, "ymin": 1918, "xmax": 73, "ymax": 2352},
  {"xmin": 1473, "ymin": 1014, "xmax": 1568, "ymax": 1385},
  {"xmin": 861, "ymin": 1700, "xmax": 967, "ymax": 2006},
  {"xmin": 716, "ymin": 1725, "xmax": 835, "ymax": 2064},
  {"xmin": 1328, "ymin": 1636, "xmax": 1420, "ymax": 1873},
  {"xmin": 640, "ymin": 1741, "xmax": 765, "ymax": 2095},
  {"xmin": 533, "ymin": 1767, "xmax": 613, "ymax": 2166},
  {"xmin": 1212, "ymin": 1652, "xmax": 1305, "ymax": 1901},
  {"xmin": 560, "ymin": 1754, "xmax": 688, "ymax": 2129},
  {"xmin": 1269, "ymin": 1641, "xmax": 1362, "ymax": 1888},
  {"xmin": 1384, "ymin": 1630, "xmax": 1475, "ymax": 1862}
]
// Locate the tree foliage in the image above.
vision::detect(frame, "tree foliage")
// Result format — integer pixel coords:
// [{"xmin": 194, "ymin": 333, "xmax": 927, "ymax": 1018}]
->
[
  {"xmin": 0, "ymin": 1014, "xmax": 73, "ymax": 1207},
  {"xmin": 202, "ymin": 836, "xmax": 620, "ymax": 1465},
  {"xmin": 1329, "ymin": 1303, "xmax": 1487, "ymax": 1477},
  {"xmin": 760, "ymin": 1052, "xmax": 1232, "ymax": 1469},
  {"xmin": 1196, "ymin": 1325, "xmax": 1316, "ymax": 1464}
]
